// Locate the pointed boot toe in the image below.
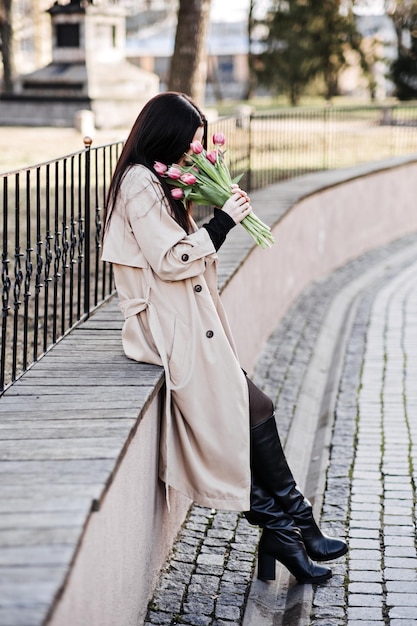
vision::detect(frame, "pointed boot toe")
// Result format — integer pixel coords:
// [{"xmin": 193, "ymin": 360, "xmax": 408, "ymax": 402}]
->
[
  {"xmin": 303, "ymin": 533, "xmax": 348, "ymax": 562},
  {"xmin": 296, "ymin": 562, "xmax": 332, "ymax": 585}
]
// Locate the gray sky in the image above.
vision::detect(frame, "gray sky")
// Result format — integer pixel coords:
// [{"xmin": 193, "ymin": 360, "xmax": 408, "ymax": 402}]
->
[{"xmin": 210, "ymin": 0, "xmax": 269, "ymax": 22}]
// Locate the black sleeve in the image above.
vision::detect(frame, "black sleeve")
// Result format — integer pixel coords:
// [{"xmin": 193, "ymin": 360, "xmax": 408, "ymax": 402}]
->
[{"xmin": 202, "ymin": 208, "xmax": 236, "ymax": 251}]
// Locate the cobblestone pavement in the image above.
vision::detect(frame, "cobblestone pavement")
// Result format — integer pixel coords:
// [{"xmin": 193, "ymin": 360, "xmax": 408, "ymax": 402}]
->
[
  {"xmin": 145, "ymin": 232, "xmax": 417, "ymax": 626},
  {"xmin": 311, "ymin": 245, "xmax": 417, "ymax": 626}
]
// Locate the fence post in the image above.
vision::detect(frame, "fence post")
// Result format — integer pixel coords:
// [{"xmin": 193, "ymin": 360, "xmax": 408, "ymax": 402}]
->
[
  {"xmin": 83, "ymin": 136, "xmax": 92, "ymax": 317},
  {"xmin": 1, "ymin": 178, "xmax": 10, "ymax": 393},
  {"xmin": 247, "ymin": 113, "xmax": 253, "ymax": 192},
  {"xmin": 323, "ymin": 106, "xmax": 329, "ymax": 171}
]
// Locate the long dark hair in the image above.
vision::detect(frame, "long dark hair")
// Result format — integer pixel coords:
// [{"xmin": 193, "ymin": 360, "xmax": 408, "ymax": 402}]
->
[{"xmin": 105, "ymin": 92, "xmax": 207, "ymax": 233}]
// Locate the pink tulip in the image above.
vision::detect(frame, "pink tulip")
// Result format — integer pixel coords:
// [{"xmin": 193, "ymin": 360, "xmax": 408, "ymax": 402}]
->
[
  {"xmin": 190, "ymin": 140, "xmax": 204, "ymax": 154},
  {"xmin": 154, "ymin": 161, "xmax": 168, "ymax": 175},
  {"xmin": 181, "ymin": 173, "xmax": 197, "ymax": 185},
  {"xmin": 206, "ymin": 150, "xmax": 217, "ymax": 164},
  {"xmin": 167, "ymin": 166, "xmax": 182, "ymax": 180},
  {"xmin": 171, "ymin": 188, "xmax": 184, "ymax": 200},
  {"xmin": 212, "ymin": 132, "xmax": 226, "ymax": 146}
]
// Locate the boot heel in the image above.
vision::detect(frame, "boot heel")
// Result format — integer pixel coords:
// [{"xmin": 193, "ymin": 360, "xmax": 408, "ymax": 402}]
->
[{"xmin": 258, "ymin": 552, "xmax": 276, "ymax": 581}]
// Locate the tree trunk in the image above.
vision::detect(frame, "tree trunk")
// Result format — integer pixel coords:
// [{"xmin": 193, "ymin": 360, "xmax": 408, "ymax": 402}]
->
[
  {"xmin": 168, "ymin": 0, "xmax": 211, "ymax": 106},
  {"xmin": 289, "ymin": 83, "xmax": 300, "ymax": 106},
  {"xmin": 0, "ymin": 0, "xmax": 14, "ymax": 93},
  {"xmin": 243, "ymin": 0, "xmax": 257, "ymax": 100}
]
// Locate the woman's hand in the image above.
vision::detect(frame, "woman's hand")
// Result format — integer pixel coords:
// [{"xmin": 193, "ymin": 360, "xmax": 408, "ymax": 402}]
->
[{"xmin": 221, "ymin": 185, "xmax": 252, "ymax": 224}]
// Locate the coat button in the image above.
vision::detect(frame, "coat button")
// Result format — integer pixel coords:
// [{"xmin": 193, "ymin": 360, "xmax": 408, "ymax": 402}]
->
[
  {"xmin": 181, "ymin": 253, "xmax": 189, "ymax": 262},
  {"xmin": 194, "ymin": 284, "xmax": 202, "ymax": 293},
  {"xmin": 206, "ymin": 330, "xmax": 214, "ymax": 338}
]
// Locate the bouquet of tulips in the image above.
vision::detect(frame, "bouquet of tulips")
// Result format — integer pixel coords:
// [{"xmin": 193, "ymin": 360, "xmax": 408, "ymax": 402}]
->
[{"xmin": 154, "ymin": 132, "xmax": 275, "ymax": 249}]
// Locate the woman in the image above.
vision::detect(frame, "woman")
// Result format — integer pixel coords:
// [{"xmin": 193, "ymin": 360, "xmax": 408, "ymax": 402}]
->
[{"xmin": 102, "ymin": 91, "xmax": 347, "ymax": 584}]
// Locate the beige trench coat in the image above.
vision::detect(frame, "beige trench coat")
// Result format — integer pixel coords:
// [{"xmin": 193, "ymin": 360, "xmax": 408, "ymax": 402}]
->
[{"xmin": 102, "ymin": 165, "xmax": 251, "ymax": 511}]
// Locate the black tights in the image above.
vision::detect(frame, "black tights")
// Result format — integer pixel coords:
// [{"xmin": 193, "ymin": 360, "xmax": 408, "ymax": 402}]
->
[{"xmin": 246, "ymin": 376, "xmax": 274, "ymax": 427}]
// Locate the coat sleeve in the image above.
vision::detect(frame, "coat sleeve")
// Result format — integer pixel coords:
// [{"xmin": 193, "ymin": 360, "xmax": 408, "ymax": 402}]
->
[{"xmin": 125, "ymin": 168, "xmax": 217, "ymax": 281}]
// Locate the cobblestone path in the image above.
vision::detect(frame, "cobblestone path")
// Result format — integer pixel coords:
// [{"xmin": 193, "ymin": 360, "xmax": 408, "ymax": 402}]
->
[{"xmin": 312, "ymin": 251, "xmax": 417, "ymax": 626}]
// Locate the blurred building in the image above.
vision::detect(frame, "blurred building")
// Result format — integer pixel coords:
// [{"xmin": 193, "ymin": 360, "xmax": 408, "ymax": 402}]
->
[
  {"xmin": 125, "ymin": 13, "xmax": 250, "ymax": 102},
  {"xmin": 339, "ymin": 13, "xmax": 397, "ymax": 99},
  {"xmin": 0, "ymin": 0, "xmax": 159, "ymax": 128},
  {"xmin": 10, "ymin": 0, "xmax": 245, "ymax": 102},
  {"xmin": 9, "ymin": 0, "xmax": 173, "ymax": 75}
]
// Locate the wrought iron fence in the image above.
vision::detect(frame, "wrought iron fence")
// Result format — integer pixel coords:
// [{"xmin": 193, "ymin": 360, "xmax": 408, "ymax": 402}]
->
[
  {"xmin": 1, "ymin": 138, "xmax": 123, "ymax": 393},
  {"xmin": 217, "ymin": 104, "xmax": 417, "ymax": 192},
  {"xmin": 2, "ymin": 104, "xmax": 417, "ymax": 393}
]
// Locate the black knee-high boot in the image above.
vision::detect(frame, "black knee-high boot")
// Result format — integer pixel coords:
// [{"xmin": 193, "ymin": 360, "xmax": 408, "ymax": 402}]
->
[
  {"xmin": 250, "ymin": 415, "xmax": 348, "ymax": 562},
  {"xmin": 245, "ymin": 475, "xmax": 332, "ymax": 583}
]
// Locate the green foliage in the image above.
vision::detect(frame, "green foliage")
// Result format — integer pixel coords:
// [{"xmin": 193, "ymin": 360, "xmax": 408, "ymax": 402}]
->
[
  {"xmin": 387, "ymin": 0, "xmax": 417, "ymax": 100},
  {"xmin": 391, "ymin": 52, "xmax": 417, "ymax": 99},
  {"xmin": 256, "ymin": 1, "xmax": 313, "ymax": 105},
  {"xmin": 255, "ymin": 0, "xmax": 367, "ymax": 105}
]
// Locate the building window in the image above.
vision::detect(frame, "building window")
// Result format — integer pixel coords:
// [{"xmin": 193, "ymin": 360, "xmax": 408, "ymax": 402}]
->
[
  {"xmin": 218, "ymin": 56, "xmax": 234, "ymax": 82},
  {"xmin": 56, "ymin": 24, "xmax": 80, "ymax": 48},
  {"xmin": 19, "ymin": 37, "xmax": 34, "ymax": 53}
]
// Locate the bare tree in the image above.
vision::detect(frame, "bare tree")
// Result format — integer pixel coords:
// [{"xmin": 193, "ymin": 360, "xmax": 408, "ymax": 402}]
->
[
  {"xmin": 0, "ymin": 0, "xmax": 14, "ymax": 92},
  {"xmin": 168, "ymin": 0, "xmax": 211, "ymax": 105},
  {"xmin": 386, "ymin": 0, "xmax": 417, "ymax": 55}
]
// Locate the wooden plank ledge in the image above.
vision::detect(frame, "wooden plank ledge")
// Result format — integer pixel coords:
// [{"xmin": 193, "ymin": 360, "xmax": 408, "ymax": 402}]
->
[{"xmin": 0, "ymin": 296, "xmax": 164, "ymax": 626}]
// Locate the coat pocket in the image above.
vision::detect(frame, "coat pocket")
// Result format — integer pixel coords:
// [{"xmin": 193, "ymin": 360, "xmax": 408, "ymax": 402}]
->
[
  {"xmin": 121, "ymin": 315, "xmax": 160, "ymax": 365},
  {"xmin": 168, "ymin": 315, "xmax": 192, "ymax": 389}
]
